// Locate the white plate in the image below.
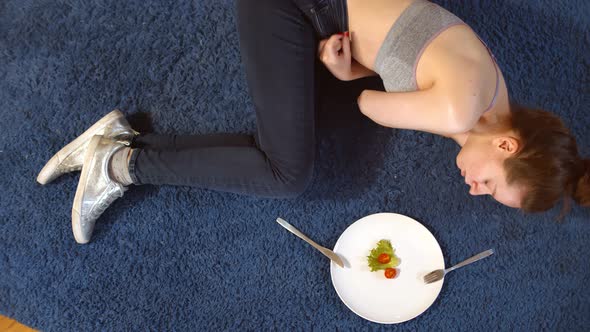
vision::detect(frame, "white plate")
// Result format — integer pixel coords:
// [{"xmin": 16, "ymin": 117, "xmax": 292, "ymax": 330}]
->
[{"xmin": 330, "ymin": 213, "xmax": 444, "ymax": 324}]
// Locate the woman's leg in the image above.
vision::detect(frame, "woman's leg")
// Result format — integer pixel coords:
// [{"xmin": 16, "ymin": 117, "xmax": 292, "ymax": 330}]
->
[
  {"xmin": 129, "ymin": 0, "xmax": 318, "ymax": 198},
  {"xmin": 132, "ymin": 133, "xmax": 256, "ymax": 150}
]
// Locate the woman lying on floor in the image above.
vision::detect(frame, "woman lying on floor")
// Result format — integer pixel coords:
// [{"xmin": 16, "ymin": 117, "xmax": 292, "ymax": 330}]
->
[{"xmin": 37, "ymin": 0, "xmax": 590, "ymax": 243}]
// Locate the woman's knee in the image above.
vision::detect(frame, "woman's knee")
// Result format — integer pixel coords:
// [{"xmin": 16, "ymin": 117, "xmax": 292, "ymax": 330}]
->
[{"xmin": 270, "ymin": 160, "xmax": 314, "ymax": 198}]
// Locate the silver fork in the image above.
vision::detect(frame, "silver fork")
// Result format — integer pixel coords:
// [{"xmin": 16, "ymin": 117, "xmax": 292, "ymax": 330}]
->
[
  {"xmin": 276, "ymin": 218, "xmax": 344, "ymax": 268},
  {"xmin": 423, "ymin": 249, "xmax": 494, "ymax": 284}
]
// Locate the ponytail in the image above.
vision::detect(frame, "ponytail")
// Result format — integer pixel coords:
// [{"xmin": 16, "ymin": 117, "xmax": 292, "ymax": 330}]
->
[{"xmin": 573, "ymin": 159, "xmax": 590, "ymax": 207}]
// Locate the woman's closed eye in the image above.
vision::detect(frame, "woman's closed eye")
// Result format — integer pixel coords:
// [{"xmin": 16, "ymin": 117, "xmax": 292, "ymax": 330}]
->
[
  {"xmin": 485, "ymin": 180, "xmax": 499, "ymax": 197},
  {"xmin": 482, "ymin": 180, "xmax": 494, "ymax": 195}
]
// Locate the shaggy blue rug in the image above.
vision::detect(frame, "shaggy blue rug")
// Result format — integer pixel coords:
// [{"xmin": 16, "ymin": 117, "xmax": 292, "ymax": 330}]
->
[{"xmin": 1, "ymin": 0, "xmax": 588, "ymax": 330}]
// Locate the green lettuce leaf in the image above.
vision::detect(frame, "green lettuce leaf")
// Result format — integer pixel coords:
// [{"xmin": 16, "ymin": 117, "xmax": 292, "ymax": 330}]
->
[{"xmin": 367, "ymin": 239, "xmax": 400, "ymax": 272}]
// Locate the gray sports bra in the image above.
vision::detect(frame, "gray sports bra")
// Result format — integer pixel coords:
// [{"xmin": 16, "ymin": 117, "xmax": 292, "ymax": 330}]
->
[{"xmin": 374, "ymin": 0, "xmax": 499, "ymax": 112}]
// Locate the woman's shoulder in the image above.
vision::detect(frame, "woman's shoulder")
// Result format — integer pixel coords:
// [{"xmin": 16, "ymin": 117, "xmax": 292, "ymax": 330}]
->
[{"xmin": 419, "ymin": 24, "xmax": 504, "ymax": 119}]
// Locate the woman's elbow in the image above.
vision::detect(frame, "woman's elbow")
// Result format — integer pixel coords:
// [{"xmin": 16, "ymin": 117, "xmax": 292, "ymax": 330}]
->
[
  {"xmin": 446, "ymin": 105, "xmax": 479, "ymax": 134},
  {"xmin": 357, "ymin": 90, "xmax": 372, "ymax": 117}
]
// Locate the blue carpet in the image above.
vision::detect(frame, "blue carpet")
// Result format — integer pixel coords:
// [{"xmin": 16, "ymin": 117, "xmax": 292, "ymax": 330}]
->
[{"xmin": 1, "ymin": 0, "xmax": 589, "ymax": 330}]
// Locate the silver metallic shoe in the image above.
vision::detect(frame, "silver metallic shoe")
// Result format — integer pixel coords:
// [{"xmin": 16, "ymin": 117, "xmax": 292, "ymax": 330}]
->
[
  {"xmin": 37, "ymin": 109, "xmax": 138, "ymax": 185},
  {"xmin": 72, "ymin": 135, "xmax": 130, "ymax": 244}
]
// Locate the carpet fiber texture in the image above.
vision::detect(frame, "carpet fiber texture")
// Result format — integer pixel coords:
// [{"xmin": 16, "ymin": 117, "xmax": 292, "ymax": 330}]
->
[{"xmin": 1, "ymin": 0, "xmax": 589, "ymax": 330}]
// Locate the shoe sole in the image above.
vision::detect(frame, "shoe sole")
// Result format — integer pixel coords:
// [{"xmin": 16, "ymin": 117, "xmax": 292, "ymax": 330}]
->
[
  {"xmin": 71, "ymin": 135, "xmax": 102, "ymax": 244},
  {"xmin": 37, "ymin": 110, "xmax": 123, "ymax": 185}
]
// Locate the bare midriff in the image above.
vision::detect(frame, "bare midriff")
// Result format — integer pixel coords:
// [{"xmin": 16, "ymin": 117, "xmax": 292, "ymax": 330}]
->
[{"xmin": 347, "ymin": 0, "xmax": 415, "ymax": 70}]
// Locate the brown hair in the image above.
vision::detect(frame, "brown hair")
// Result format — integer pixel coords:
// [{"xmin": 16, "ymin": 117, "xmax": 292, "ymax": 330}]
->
[{"xmin": 504, "ymin": 104, "xmax": 590, "ymax": 214}]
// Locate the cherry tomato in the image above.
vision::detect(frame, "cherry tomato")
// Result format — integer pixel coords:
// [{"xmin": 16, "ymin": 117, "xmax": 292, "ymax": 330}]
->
[
  {"xmin": 384, "ymin": 268, "xmax": 397, "ymax": 279},
  {"xmin": 377, "ymin": 253, "xmax": 391, "ymax": 264}
]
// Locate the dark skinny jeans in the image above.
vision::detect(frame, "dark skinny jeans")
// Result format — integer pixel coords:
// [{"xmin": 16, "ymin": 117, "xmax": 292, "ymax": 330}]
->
[{"xmin": 129, "ymin": 0, "xmax": 346, "ymax": 198}]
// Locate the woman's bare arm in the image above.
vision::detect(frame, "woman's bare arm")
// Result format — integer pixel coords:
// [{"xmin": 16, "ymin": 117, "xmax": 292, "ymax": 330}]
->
[{"xmin": 357, "ymin": 86, "xmax": 480, "ymax": 135}]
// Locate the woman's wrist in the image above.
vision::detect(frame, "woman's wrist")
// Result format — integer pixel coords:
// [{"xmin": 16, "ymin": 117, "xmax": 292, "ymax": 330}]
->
[{"xmin": 334, "ymin": 70, "xmax": 354, "ymax": 81}]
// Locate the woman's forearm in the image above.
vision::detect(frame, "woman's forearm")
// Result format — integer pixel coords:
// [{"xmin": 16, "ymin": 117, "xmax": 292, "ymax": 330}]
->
[{"xmin": 357, "ymin": 89, "xmax": 475, "ymax": 135}]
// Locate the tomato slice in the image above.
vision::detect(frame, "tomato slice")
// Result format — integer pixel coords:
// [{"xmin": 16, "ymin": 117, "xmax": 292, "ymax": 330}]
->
[
  {"xmin": 377, "ymin": 253, "xmax": 390, "ymax": 264},
  {"xmin": 384, "ymin": 268, "xmax": 397, "ymax": 279}
]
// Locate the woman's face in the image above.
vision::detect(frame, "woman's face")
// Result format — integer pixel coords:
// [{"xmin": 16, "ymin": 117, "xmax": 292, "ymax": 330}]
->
[{"xmin": 456, "ymin": 133, "xmax": 525, "ymax": 208}]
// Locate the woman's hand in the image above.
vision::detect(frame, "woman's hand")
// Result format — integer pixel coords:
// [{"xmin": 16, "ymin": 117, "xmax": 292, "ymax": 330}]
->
[{"xmin": 318, "ymin": 32, "xmax": 352, "ymax": 81}]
